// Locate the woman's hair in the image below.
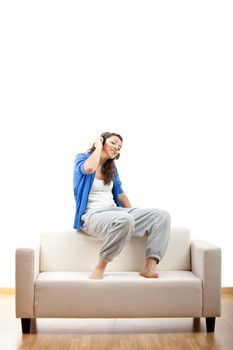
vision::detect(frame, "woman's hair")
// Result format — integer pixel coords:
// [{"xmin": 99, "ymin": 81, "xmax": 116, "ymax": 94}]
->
[{"xmin": 87, "ymin": 132, "xmax": 123, "ymax": 185}]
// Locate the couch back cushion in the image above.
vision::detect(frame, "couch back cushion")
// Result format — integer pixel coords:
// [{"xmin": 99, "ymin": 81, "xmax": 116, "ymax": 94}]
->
[{"xmin": 40, "ymin": 227, "xmax": 191, "ymax": 272}]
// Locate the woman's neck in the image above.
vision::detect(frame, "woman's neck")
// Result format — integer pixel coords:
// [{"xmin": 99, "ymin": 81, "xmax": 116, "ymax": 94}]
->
[{"xmin": 99, "ymin": 152, "xmax": 108, "ymax": 166}]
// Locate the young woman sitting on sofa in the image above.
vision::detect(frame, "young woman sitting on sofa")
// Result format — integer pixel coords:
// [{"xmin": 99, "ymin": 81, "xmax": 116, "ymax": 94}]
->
[{"xmin": 73, "ymin": 132, "xmax": 171, "ymax": 280}]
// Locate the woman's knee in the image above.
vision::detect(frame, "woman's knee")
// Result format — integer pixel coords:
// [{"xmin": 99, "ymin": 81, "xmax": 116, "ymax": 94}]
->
[
  {"xmin": 113, "ymin": 214, "xmax": 135, "ymax": 232},
  {"xmin": 161, "ymin": 209, "xmax": 170, "ymax": 223},
  {"xmin": 153, "ymin": 208, "xmax": 171, "ymax": 225}
]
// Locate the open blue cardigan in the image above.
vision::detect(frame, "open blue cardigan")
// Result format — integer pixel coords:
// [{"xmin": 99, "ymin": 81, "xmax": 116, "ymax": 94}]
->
[{"xmin": 73, "ymin": 153, "xmax": 124, "ymax": 230}]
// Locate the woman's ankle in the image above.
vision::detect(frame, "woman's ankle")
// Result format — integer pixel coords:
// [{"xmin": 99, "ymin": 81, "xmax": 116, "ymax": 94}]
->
[
  {"xmin": 96, "ymin": 258, "xmax": 108, "ymax": 269},
  {"xmin": 145, "ymin": 257, "xmax": 158, "ymax": 270}
]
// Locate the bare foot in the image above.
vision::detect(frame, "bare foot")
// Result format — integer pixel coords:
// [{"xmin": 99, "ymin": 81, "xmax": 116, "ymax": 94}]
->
[
  {"xmin": 89, "ymin": 259, "xmax": 108, "ymax": 280},
  {"xmin": 140, "ymin": 257, "xmax": 159, "ymax": 278},
  {"xmin": 139, "ymin": 270, "xmax": 159, "ymax": 278},
  {"xmin": 89, "ymin": 268, "xmax": 105, "ymax": 280}
]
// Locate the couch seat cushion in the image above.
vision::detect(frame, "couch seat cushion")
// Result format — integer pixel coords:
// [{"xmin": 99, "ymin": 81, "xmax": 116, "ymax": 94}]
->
[{"xmin": 35, "ymin": 271, "xmax": 202, "ymax": 318}]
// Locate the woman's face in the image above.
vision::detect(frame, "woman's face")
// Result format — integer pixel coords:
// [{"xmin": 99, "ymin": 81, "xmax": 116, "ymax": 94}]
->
[{"xmin": 103, "ymin": 135, "xmax": 122, "ymax": 159}]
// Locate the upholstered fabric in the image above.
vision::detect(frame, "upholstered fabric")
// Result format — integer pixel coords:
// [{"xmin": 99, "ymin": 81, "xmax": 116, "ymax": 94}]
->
[
  {"xmin": 40, "ymin": 228, "xmax": 191, "ymax": 272},
  {"xmin": 15, "ymin": 227, "xmax": 221, "ymax": 325},
  {"xmin": 15, "ymin": 247, "xmax": 40, "ymax": 318},
  {"xmin": 35, "ymin": 271, "xmax": 202, "ymax": 318},
  {"xmin": 191, "ymin": 240, "xmax": 221, "ymax": 316}
]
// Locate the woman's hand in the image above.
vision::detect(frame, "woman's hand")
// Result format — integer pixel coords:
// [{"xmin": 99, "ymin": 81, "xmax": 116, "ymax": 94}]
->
[{"xmin": 94, "ymin": 136, "xmax": 104, "ymax": 150}]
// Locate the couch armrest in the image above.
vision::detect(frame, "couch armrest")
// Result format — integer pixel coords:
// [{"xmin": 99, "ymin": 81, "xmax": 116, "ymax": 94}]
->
[
  {"xmin": 191, "ymin": 240, "xmax": 221, "ymax": 317},
  {"xmin": 15, "ymin": 246, "xmax": 40, "ymax": 318}
]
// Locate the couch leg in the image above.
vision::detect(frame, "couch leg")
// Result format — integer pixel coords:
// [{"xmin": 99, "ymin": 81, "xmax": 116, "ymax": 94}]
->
[
  {"xmin": 21, "ymin": 318, "xmax": 31, "ymax": 333},
  {"xmin": 206, "ymin": 317, "xmax": 215, "ymax": 332}
]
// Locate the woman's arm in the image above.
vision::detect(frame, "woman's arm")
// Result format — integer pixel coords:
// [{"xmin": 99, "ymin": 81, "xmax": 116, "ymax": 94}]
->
[
  {"xmin": 118, "ymin": 192, "xmax": 132, "ymax": 208},
  {"xmin": 83, "ymin": 136, "xmax": 103, "ymax": 174}
]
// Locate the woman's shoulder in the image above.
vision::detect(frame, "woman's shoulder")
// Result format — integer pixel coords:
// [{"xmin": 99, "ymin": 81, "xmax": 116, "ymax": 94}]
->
[{"xmin": 75, "ymin": 152, "xmax": 90, "ymax": 161}]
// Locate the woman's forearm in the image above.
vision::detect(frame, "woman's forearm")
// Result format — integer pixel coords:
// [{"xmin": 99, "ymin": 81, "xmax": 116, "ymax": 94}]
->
[
  {"xmin": 83, "ymin": 146, "xmax": 102, "ymax": 173},
  {"xmin": 118, "ymin": 192, "xmax": 132, "ymax": 208},
  {"xmin": 84, "ymin": 136, "xmax": 103, "ymax": 173}
]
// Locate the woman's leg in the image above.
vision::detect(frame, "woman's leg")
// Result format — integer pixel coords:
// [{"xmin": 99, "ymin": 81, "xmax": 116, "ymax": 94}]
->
[
  {"xmin": 81, "ymin": 208, "xmax": 135, "ymax": 279},
  {"xmin": 127, "ymin": 208, "xmax": 171, "ymax": 277}
]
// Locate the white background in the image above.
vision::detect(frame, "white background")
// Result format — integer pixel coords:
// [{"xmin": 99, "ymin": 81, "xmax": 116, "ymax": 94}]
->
[{"xmin": 0, "ymin": 1, "xmax": 232, "ymax": 287}]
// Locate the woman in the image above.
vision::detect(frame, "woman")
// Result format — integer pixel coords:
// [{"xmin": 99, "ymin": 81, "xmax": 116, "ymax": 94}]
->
[{"xmin": 73, "ymin": 132, "xmax": 170, "ymax": 279}]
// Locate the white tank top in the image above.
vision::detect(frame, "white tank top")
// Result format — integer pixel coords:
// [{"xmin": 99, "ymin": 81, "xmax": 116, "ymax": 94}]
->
[{"xmin": 86, "ymin": 178, "xmax": 116, "ymax": 211}]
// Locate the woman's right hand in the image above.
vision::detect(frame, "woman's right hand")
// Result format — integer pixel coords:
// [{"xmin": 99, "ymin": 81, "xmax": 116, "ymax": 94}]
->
[{"xmin": 94, "ymin": 136, "xmax": 104, "ymax": 149}]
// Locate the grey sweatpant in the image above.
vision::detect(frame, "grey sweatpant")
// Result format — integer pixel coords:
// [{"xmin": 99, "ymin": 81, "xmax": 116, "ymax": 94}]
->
[{"xmin": 81, "ymin": 207, "xmax": 171, "ymax": 263}]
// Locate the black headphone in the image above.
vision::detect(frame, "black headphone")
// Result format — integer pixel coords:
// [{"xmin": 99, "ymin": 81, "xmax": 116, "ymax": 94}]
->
[
  {"xmin": 100, "ymin": 132, "xmax": 111, "ymax": 145},
  {"xmin": 100, "ymin": 132, "xmax": 120, "ymax": 160}
]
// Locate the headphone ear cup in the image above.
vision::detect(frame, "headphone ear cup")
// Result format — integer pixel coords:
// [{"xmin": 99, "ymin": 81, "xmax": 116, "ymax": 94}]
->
[
  {"xmin": 100, "ymin": 132, "xmax": 108, "ymax": 145},
  {"xmin": 101, "ymin": 132, "xmax": 113, "ymax": 145}
]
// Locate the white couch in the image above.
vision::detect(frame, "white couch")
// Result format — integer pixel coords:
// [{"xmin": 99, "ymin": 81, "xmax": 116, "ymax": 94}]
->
[{"xmin": 15, "ymin": 228, "xmax": 221, "ymax": 333}]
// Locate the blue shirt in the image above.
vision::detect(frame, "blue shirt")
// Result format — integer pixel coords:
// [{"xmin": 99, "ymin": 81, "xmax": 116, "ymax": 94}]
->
[{"xmin": 73, "ymin": 153, "xmax": 124, "ymax": 230}]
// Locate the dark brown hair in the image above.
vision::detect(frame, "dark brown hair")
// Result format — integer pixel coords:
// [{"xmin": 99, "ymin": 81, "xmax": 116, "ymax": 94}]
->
[{"xmin": 88, "ymin": 132, "xmax": 123, "ymax": 185}]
